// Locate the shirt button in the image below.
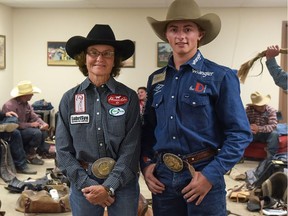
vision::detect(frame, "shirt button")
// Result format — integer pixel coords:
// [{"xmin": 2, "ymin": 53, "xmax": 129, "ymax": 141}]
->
[
  {"xmin": 170, "ymin": 116, "xmax": 173, "ymax": 119},
  {"xmin": 192, "ymin": 101, "xmax": 196, "ymax": 105},
  {"xmin": 96, "ymin": 99, "xmax": 100, "ymax": 102},
  {"xmin": 96, "ymin": 112, "xmax": 100, "ymax": 115},
  {"xmin": 98, "ymin": 128, "xmax": 101, "ymax": 130},
  {"xmin": 175, "ymin": 77, "xmax": 179, "ymax": 80},
  {"xmin": 171, "ymin": 96, "xmax": 175, "ymax": 99},
  {"xmin": 99, "ymin": 143, "xmax": 103, "ymax": 146},
  {"xmin": 172, "ymin": 136, "xmax": 176, "ymax": 139}
]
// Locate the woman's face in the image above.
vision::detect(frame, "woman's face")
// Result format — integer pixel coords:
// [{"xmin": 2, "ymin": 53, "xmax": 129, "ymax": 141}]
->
[{"xmin": 86, "ymin": 44, "xmax": 115, "ymax": 78}]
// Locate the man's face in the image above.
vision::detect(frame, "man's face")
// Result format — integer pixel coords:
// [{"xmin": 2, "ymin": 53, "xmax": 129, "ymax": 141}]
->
[
  {"xmin": 253, "ymin": 105, "xmax": 266, "ymax": 113},
  {"xmin": 165, "ymin": 20, "xmax": 204, "ymax": 57}
]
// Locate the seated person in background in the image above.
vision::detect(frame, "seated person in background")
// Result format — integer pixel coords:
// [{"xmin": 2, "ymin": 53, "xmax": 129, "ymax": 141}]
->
[
  {"xmin": 0, "ymin": 111, "xmax": 37, "ymax": 174},
  {"xmin": 137, "ymin": 86, "xmax": 147, "ymax": 124},
  {"xmin": 2, "ymin": 80, "xmax": 55, "ymax": 165},
  {"xmin": 246, "ymin": 91, "xmax": 279, "ymax": 158},
  {"xmin": 265, "ymin": 45, "xmax": 288, "ymax": 90}
]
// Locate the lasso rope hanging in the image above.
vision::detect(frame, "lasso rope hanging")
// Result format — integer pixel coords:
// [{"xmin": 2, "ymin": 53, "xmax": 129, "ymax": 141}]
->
[{"xmin": 237, "ymin": 48, "xmax": 288, "ymax": 83}]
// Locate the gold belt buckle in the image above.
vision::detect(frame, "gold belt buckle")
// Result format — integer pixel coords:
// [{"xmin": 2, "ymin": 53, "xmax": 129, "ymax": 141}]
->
[
  {"xmin": 91, "ymin": 157, "xmax": 116, "ymax": 179},
  {"xmin": 162, "ymin": 153, "xmax": 183, "ymax": 172}
]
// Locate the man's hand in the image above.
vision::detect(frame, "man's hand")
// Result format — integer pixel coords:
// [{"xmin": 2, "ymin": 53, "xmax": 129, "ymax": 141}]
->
[
  {"xmin": 142, "ymin": 164, "xmax": 165, "ymax": 195},
  {"xmin": 250, "ymin": 124, "xmax": 259, "ymax": 134},
  {"xmin": 82, "ymin": 185, "xmax": 115, "ymax": 207},
  {"xmin": 181, "ymin": 171, "xmax": 212, "ymax": 205},
  {"xmin": 5, "ymin": 111, "xmax": 18, "ymax": 118}
]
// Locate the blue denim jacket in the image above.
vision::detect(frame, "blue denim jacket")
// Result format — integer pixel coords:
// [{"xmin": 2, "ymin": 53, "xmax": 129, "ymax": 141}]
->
[{"xmin": 141, "ymin": 50, "xmax": 252, "ymax": 185}]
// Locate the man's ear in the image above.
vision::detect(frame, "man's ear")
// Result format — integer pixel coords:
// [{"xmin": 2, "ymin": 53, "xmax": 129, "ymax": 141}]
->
[{"xmin": 199, "ymin": 31, "xmax": 205, "ymax": 41}]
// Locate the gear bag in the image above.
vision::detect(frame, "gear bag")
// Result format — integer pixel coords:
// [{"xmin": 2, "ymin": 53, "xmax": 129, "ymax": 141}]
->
[{"xmin": 246, "ymin": 153, "xmax": 287, "ymax": 188}]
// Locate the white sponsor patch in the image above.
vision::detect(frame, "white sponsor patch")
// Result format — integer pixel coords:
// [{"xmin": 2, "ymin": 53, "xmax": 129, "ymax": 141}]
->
[
  {"xmin": 109, "ymin": 107, "xmax": 125, "ymax": 116},
  {"xmin": 70, "ymin": 114, "xmax": 90, "ymax": 124}
]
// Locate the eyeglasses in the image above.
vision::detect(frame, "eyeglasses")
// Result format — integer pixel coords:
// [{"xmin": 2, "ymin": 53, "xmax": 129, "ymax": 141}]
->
[{"xmin": 86, "ymin": 49, "xmax": 115, "ymax": 59}]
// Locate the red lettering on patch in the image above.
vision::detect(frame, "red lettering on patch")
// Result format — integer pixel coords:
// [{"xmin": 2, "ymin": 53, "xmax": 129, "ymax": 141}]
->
[
  {"xmin": 107, "ymin": 94, "xmax": 128, "ymax": 106},
  {"xmin": 194, "ymin": 82, "xmax": 206, "ymax": 93}
]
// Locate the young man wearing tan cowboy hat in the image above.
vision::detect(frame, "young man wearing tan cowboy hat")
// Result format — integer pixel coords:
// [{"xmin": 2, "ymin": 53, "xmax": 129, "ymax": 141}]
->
[
  {"xmin": 246, "ymin": 91, "xmax": 279, "ymax": 158},
  {"xmin": 140, "ymin": 0, "xmax": 252, "ymax": 215},
  {"xmin": 56, "ymin": 24, "xmax": 141, "ymax": 216},
  {"xmin": 2, "ymin": 80, "xmax": 55, "ymax": 166}
]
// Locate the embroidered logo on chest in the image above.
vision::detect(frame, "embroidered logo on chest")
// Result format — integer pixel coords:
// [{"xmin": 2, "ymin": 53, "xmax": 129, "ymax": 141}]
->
[{"xmin": 107, "ymin": 94, "xmax": 128, "ymax": 106}]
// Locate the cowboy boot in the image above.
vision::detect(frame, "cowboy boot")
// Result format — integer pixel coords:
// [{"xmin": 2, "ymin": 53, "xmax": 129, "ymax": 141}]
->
[
  {"xmin": 1, "ymin": 140, "xmax": 16, "ymax": 174},
  {"xmin": 0, "ymin": 140, "xmax": 16, "ymax": 182}
]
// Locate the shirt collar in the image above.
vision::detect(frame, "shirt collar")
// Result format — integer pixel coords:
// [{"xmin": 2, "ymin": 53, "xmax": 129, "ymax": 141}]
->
[
  {"xmin": 79, "ymin": 77, "xmax": 117, "ymax": 93},
  {"xmin": 167, "ymin": 50, "xmax": 204, "ymax": 71}
]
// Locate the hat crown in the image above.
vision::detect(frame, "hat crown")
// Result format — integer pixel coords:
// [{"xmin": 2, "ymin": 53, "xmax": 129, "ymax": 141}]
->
[
  {"xmin": 250, "ymin": 91, "xmax": 271, "ymax": 106},
  {"xmin": 87, "ymin": 24, "xmax": 116, "ymax": 41},
  {"xmin": 17, "ymin": 81, "xmax": 34, "ymax": 95},
  {"xmin": 166, "ymin": 0, "xmax": 201, "ymax": 20}
]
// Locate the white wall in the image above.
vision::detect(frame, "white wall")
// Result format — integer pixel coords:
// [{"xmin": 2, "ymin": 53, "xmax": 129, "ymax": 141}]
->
[
  {"xmin": 0, "ymin": 5, "xmax": 13, "ymax": 106},
  {"xmin": 0, "ymin": 6, "xmax": 287, "ymax": 111}
]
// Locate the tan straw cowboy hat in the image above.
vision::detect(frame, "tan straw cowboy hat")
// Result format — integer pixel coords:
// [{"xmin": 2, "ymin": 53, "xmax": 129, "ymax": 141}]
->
[
  {"xmin": 11, "ymin": 80, "xmax": 41, "ymax": 98},
  {"xmin": 147, "ymin": 0, "xmax": 221, "ymax": 46},
  {"xmin": 249, "ymin": 91, "xmax": 271, "ymax": 106}
]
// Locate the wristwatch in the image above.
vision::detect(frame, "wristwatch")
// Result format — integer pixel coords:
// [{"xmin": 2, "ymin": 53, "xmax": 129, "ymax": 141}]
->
[{"xmin": 104, "ymin": 186, "xmax": 115, "ymax": 197}]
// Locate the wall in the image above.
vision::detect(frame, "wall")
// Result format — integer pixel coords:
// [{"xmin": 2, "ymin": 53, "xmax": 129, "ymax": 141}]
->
[
  {"xmin": 0, "ymin": 4, "xmax": 13, "ymax": 107},
  {"xmin": 1, "ymin": 6, "xmax": 287, "ymax": 111}
]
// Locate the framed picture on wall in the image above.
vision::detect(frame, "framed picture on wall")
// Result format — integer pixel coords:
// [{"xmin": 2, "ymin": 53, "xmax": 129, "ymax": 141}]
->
[
  {"xmin": 0, "ymin": 35, "xmax": 6, "ymax": 70},
  {"xmin": 157, "ymin": 42, "xmax": 172, "ymax": 67},
  {"xmin": 123, "ymin": 41, "xmax": 135, "ymax": 68},
  {"xmin": 47, "ymin": 41, "xmax": 76, "ymax": 66}
]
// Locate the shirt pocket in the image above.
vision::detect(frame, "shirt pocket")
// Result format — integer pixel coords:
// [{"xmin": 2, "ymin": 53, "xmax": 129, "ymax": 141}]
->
[{"xmin": 180, "ymin": 93, "xmax": 210, "ymax": 130}]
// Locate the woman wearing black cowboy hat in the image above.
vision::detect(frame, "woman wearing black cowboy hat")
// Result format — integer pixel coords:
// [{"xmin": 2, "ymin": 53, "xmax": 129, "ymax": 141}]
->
[
  {"xmin": 56, "ymin": 24, "xmax": 141, "ymax": 216},
  {"xmin": 140, "ymin": 0, "xmax": 252, "ymax": 215}
]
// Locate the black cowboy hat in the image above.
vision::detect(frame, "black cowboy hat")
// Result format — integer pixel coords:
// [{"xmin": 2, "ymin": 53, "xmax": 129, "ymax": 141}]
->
[{"xmin": 66, "ymin": 24, "xmax": 134, "ymax": 61}]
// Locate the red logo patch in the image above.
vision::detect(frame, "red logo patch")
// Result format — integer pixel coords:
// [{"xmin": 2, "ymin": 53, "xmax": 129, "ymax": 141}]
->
[{"xmin": 107, "ymin": 94, "xmax": 128, "ymax": 106}]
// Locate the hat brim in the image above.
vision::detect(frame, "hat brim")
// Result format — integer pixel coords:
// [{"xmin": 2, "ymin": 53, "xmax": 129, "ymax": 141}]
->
[
  {"xmin": 247, "ymin": 96, "xmax": 271, "ymax": 106},
  {"xmin": 11, "ymin": 86, "xmax": 41, "ymax": 98},
  {"xmin": 66, "ymin": 36, "xmax": 135, "ymax": 61},
  {"xmin": 147, "ymin": 13, "xmax": 221, "ymax": 46}
]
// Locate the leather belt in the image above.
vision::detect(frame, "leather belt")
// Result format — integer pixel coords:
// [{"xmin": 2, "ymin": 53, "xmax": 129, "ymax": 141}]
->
[
  {"xmin": 79, "ymin": 160, "xmax": 90, "ymax": 170},
  {"xmin": 182, "ymin": 148, "xmax": 217, "ymax": 165}
]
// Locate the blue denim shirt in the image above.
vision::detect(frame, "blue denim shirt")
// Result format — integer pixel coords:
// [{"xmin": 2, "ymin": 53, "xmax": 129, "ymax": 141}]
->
[
  {"xmin": 56, "ymin": 77, "xmax": 141, "ymax": 191},
  {"xmin": 266, "ymin": 58, "xmax": 288, "ymax": 90},
  {"xmin": 141, "ymin": 50, "xmax": 252, "ymax": 185}
]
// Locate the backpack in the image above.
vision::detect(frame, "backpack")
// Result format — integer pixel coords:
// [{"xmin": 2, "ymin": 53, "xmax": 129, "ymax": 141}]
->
[{"xmin": 245, "ymin": 153, "xmax": 287, "ymax": 188}]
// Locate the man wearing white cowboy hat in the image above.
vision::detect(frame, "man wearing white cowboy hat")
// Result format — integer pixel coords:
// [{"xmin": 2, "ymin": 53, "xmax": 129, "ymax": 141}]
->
[
  {"xmin": 56, "ymin": 24, "xmax": 141, "ymax": 216},
  {"xmin": 246, "ymin": 91, "xmax": 279, "ymax": 158},
  {"xmin": 2, "ymin": 80, "xmax": 55, "ymax": 166},
  {"xmin": 140, "ymin": 0, "xmax": 252, "ymax": 215}
]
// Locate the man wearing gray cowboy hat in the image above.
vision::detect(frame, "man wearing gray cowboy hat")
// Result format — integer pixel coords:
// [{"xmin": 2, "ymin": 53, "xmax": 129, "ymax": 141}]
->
[
  {"xmin": 246, "ymin": 91, "xmax": 279, "ymax": 158},
  {"xmin": 56, "ymin": 24, "xmax": 141, "ymax": 216},
  {"xmin": 2, "ymin": 80, "xmax": 55, "ymax": 166},
  {"xmin": 140, "ymin": 0, "xmax": 252, "ymax": 215}
]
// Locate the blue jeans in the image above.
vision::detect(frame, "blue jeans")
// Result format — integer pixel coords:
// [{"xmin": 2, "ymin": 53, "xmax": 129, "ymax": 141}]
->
[
  {"xmin": 70, "ymin": 176, "xmax": 139, "ymax": 216},
  {"xmin": 0, "ymin": 116, "xmax": 18, "ymax": 124},
  {"xmin": 20, "ymin": 128, "xmax": 49, "ymax": 154},
  {"xmin": 253, "ymin": 130, "xmax": 279, "ymax": 158},
  {"xmin": 0, "ymin": 129, "xmax": 27, "ymax": 170},
  {"xmin": 152, "ymin": 162, "xmax": 226, "ymax": 216}
]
